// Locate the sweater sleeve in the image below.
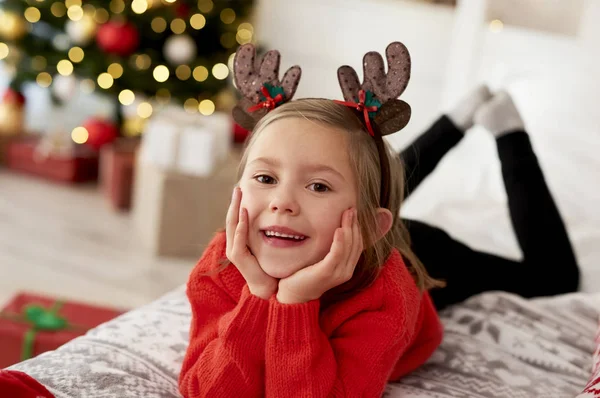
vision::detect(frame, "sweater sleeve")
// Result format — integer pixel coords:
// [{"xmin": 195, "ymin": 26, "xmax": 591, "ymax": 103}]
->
[
  {"xmin": 178, "ymin": 277, "xmax": 270, "ymax": 398},
  {"xmin": 264, "ymin": 298, "xmax": 414, "ymax": 397}
]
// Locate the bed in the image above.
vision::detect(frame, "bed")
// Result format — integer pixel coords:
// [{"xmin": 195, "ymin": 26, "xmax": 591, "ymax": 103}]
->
[{"xmin": 7, "ymin": 285, "xmax": 600, "ymax": 397}]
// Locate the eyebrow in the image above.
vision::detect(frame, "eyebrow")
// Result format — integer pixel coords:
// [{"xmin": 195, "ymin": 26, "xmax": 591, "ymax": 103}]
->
[{"xmin": 248, "ymin": 157, "xmax": 347, "ymax": 182}]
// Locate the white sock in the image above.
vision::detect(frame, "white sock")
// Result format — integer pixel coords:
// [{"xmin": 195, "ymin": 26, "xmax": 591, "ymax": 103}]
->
[
  {"xmin": 446, "ymin": 84, "xmax": 493, "ymax": 132},
  {"xmin": 474, "ymin": 91, "xmax": 525, "ymax": 137}
]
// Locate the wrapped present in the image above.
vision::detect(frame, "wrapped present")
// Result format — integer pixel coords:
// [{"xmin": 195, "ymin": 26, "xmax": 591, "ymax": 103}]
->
[
  {"xmin": 5, "ymin": 135, "xmax": 98, "ymax": 183},
  {"xmin": 0, "ymin": 292, "xmax": 124, "ymax": 369},
  {"xmin": 132, "ymin": 148, "xmax": 240, "ymax": 258},
  {"xmin": 139, "ymin": 107, "xmax": 232, "ymax": 177},
  {"xmin": 99, "ymin": 137, "xmax": 140, "ymax": 211}
]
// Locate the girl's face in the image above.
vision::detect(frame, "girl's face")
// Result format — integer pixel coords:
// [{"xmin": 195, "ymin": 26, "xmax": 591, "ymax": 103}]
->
[{"xmin": 239, "ymin": 117, "xmax": 358, "ymax": 279}]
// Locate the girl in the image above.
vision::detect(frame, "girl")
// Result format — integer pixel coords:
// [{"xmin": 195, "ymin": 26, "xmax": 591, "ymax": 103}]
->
[
  {"xmin": 400, "ymin": 85, "xmax": 580, "ymax": 310},
  {"xmin": 178, "ymin": 42, "xmax": 444, "ymax": 397}
]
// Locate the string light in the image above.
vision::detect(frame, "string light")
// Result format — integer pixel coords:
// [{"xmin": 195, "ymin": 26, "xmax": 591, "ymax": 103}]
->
[
  {"xmin": 220, "ymin": 8, "xmax": 236, "ymax": 24},
  {"xmin": 184, "ymin": 98, "xmax": 199, "ymax": 113},
  {"xmin": 134, "ymin": 54, "xmax": 151, "ymax": 70},
  {"xmin": 190, "ymin": 14, "xmax": 206, "ymax": 30},
  {"xmin": 212, "ymin": 63, "xmax": 229, "ymax": 80},
  {"xmin": 65, "ymin": 0, "xmax": 82, "ymax": 7},
  {"xmin": 67, "ymin": 5, "xmax": 84, "ymax": 21},
  {"xmin": 108, "ymin": 63, "xmax": 123, "ymax": 78},
  {"xmin": 118, "ymin": 89, "xmax": 135, "ymax": 105},
  {"xmin": 131, "ymin": 0, "xmax": 148, "ymax": 14},
  {"xmin": 94, "ymin": 8, "xmax": 109, "ymax": 23},
  {"xmin": 137, "ymin": 102, "xmax": 153, "ymax": 118},
  {"xmin": 97, "ymin": 72, "xmax": 114, "ymax": 89},
  {"xmin": 199, "ymin": 99, "xmax": 215, "ymax": 115},
  {"xmin": 489, "ymin": 19, "xmax": 504, "ymax": 33},
  {"xmin": 151, "ymin": 17, "xmax": 166, "ymax": 33},
  {"xmin": 68, "ymin": 47, "xmax": 84, "ymax": 63},
  {"xmin": 198, "ymin": 0, "xmax": 213, "ymax": 13},
  {"xmin": 193, "ymin": 66, "xmax": 208, "ymax": 82},
  {"xmin": 238, "ymin": 22, "xmax": 254, "ymax": 34},
  {"xmin": 24, "ymin": 7, "xmax": 41, "ymax": 23},
  {"xmin": 236, "ymin": 28, "xmax": 252, "ymax": 45},
  {"xmin": 170, "ymin": 18, "xmax": 186, "ymax": 34},
  {"xmin": 110, "ymin": 0, "xmax": 125, "ymax": 14},
  {"xmin": 176, "ymin": 65, "xmax": 191, "ymax": 80},
  {"xmin": 57, "ymin": 60, "xmax": 74, "ymax": 76},
  {"xmin": 71, "ymin": 126, "xmax": 89, "ymax": 144},
  {"xmin": 0, "ymin": 43, "xmax": 8, "ymax": 60},
  {"xmin": 51, "ymin": 2, "xmax": 67, "ymax": 17},
  {"xmin": 227, "ymin": 53, "xmax": 235, "ymax": 71},
  {"xmin": 36, "ymin": 72, "xmax": 52, "ymax": 88},
  {"xmin": 153, "ymin": 65, "xmax": 169, "ymax": 82}
]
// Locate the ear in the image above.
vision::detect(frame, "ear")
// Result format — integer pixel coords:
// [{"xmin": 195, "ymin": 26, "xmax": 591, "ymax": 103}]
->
[{"xmin": 375, "ymin": 208, "xmax": 393, "ymax": 241}]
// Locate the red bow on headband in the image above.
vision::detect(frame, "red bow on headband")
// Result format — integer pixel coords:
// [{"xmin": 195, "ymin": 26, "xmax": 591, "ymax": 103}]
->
[
  {"xmin": 334, "ymin": 89, "xmax": 379, "ymax": 136},
  {"xmin": 247, "ymin": 85, "xmax": 285, "ymax": 113}
]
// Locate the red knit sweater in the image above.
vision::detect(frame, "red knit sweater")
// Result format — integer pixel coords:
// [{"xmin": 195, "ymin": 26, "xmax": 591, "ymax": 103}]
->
[{"xmin": 178, "ymin": 232, "xmax": 443, "ymax": 398}]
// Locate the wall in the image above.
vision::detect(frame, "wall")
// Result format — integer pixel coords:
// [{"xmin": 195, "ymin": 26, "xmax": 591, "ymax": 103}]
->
[{"xmin": 254, "ymin": 0, "xmax": 457, "ymax": 150}]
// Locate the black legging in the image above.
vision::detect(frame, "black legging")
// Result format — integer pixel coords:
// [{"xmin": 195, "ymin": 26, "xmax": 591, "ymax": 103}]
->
[{"xmin": 400, "ymin": 115, "xmax": 580, "ymax": 310}]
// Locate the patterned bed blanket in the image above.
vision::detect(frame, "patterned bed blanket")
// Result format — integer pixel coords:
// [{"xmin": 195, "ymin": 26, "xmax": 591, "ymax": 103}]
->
[{"xmin": 8, "ymin": 287, "xmax": 600, "ymax": 398}]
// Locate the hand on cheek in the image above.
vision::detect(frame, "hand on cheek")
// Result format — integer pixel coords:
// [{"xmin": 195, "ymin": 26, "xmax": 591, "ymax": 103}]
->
[
  {"xmin": 226, "ymin": 187, "xmax": 279, "ymax": 300},
  {"xmin": 276, "ymin": 208, "xmax": 364, "ymax": 304}
]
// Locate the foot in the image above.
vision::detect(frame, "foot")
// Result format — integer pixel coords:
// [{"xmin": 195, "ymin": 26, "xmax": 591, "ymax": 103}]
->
[
  {"xmin": 446, "ymin": 84, "xmax": 493, "ymax": 132},
  {"xmin": 474, "ymin": 90, "xmax": 525, "ymax": 137}
]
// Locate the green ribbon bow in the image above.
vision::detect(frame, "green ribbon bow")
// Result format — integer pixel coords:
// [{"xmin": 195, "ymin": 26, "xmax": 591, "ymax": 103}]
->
[
  {"xmin": 363, "ymin": 90, "xmax": 382, "ymax": 118},
  {"xmin": 21, "ymin": 301, "xmax": 68, "ymax": 360},
  {"xmin": 0, "ymin": 300, "xmax": 77, "ymax": 361}
]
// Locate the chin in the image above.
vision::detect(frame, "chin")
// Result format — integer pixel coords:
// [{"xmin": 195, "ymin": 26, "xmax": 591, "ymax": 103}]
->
[{"xmin": 258, "ymin": 259, "xmax": 305, "ymax": 279}]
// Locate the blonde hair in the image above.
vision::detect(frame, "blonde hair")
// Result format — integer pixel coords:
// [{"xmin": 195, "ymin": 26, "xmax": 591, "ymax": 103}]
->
[{"xmin": 237, "ymin": 99, "xmax": 444, "ymax": 302}]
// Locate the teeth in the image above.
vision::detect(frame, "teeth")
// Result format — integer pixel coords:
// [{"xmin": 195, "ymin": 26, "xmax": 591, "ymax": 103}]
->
[{"xmin": 264, "ymin": 231, "xmax": 305, "ymax": 240}]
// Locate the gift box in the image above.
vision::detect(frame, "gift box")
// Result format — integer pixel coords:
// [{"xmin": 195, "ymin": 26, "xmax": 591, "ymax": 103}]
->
[
  {"xmin": 99, "ymin": 137, "xmax": 140, "ymax": 211},
  {"xmin": 5, "ymin": 136, "xmax": 99, "ymax": 183},
  {"xmin": 0, "ymin": 292, "xmax": 124, "ymax": 369},
  {"xmin": 132, "ymin": 148, "xmax": 241, "ymax": 258},
  {"xmin": 140, "ymin": 107, "xmax": 232, "ymax": 177}
]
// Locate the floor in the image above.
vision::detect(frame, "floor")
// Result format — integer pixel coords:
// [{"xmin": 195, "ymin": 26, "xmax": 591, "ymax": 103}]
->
[{"xmin": 0, "ymin": 169, "xmax": 196, "ymax": 312}]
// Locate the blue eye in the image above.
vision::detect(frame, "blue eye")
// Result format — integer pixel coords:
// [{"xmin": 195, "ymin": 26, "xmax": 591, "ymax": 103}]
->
[
  {"xmin": 255, "ymin": 175, "xmax": 276, "ymax": 184},
  {"xmin": 309, "ymin": 183, "xmax": 330, "ymax": 192}
]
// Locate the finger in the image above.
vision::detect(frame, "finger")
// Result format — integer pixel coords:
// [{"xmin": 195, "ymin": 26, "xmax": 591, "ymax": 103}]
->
[
  {"xmin": 226, "ymin": 187, "xmax": 241, "ymax": 253},
  {"xmin": 233, "ymin": 207, "xmax": 249, "ymax": 257},
  {"xmin": 340, "ymin": 209, "xmax": 354, "ymax": 268}
]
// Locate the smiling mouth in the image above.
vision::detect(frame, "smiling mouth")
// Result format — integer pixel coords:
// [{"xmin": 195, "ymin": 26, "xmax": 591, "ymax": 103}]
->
[{"xmin": 262, "ymin": 230, "xmax": 307, "ymax": 241}]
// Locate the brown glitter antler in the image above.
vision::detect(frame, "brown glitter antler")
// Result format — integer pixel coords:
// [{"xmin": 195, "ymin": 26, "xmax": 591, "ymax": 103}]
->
[
  {"xmin": 337, "ymin": 42, "xmax": 412, "ymax": 136},
  {"xmin": 232, "ymin": 44, "xmax": 302, "ymax": 131}
]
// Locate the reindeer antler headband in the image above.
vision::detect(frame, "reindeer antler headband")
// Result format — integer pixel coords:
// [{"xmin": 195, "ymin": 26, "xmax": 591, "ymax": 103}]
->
[{"xmin": 231, "ymin": 41, "xmax": 412, "ymax": 208}]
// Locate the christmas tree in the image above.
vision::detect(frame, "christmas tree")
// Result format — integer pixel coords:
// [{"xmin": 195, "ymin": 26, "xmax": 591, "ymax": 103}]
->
[{"xmin": 0, "ymin": 0, "xmax": 255, "ymax": 139}]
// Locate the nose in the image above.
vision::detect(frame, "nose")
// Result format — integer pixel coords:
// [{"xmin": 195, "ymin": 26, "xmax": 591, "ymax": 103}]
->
[{"xmin": 269, "ymin": 187, "xmax": 300, "ymax": 215}]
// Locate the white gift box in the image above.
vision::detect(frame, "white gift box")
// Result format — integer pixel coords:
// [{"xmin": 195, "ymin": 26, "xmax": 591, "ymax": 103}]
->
[{"xmin": 139, "ymin": 107, "xmax": 232, "ymax": 177}]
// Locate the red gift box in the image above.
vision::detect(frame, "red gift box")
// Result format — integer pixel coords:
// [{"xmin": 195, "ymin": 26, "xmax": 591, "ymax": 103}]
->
[
  {"xmin": 5, "ymin": 136, "xmax": 99, "ymax": 183},
  {"xmin": 99, "ymin": 138, "xmax": 140, "ymax": 211},
  {"xmin": 0, "ymin": 292, "xmax": 124, "ymax": 369}
]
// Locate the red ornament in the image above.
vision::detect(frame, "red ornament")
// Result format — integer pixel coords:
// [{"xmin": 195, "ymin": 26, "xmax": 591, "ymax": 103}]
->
[
  {"xmin": 83, "ymin": 118, "xmax": 119, "ymax": 151},
  {"xmin": 233, "ymin": 122, "xmax": 250, "ymax": 144},
  {"xmin": 96, "ymin": 21, "xmax": 139, "ymax": 57},
  {"xmin": 2, "ymin": 88, "xmax": 25, "ymax": 106}
]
